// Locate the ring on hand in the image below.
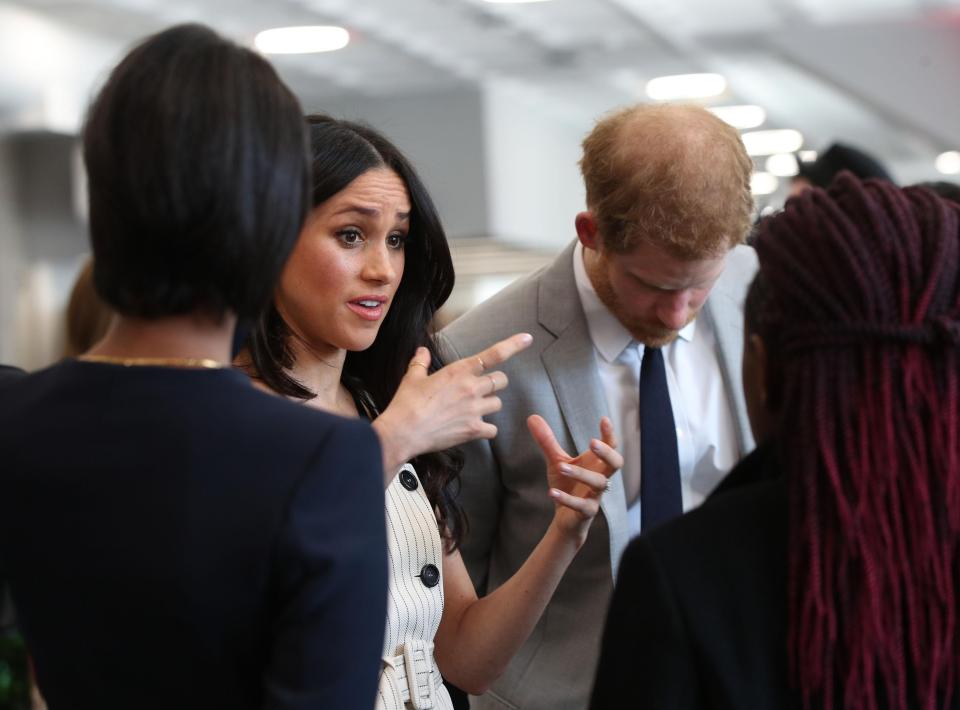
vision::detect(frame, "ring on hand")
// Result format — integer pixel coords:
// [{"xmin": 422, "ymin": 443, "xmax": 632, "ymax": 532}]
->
[
  {"xmin": 603, "ymin": 481, "xmax": 611, "ymax": 493},
  {"xmin": 487, "ymin": 374, "xmax": 497, "ymax": 395},
  {"xmin": 476, "ymin": 356, "xmax": 486, "ymax": 372},
  {"xmin": 409, "ymin": 361, "xmax": 428, "ymax": 372}
]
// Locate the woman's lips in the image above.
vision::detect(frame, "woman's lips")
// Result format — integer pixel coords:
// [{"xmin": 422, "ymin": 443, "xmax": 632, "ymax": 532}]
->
[{"xmin": 347, "ymin": 299, "xmax": 386, "ymax": 321}]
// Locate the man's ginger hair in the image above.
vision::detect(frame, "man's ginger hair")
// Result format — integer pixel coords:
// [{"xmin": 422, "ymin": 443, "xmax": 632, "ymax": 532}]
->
[{"xmin": 579, "ymin": 103, "xmax": 754, "ymax": 258}]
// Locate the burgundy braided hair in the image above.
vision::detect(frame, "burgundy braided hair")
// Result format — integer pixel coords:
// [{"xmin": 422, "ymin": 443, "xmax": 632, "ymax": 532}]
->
[{"xmin": 752, "ymin": 172, "xmax": 960, "ymax": 709}]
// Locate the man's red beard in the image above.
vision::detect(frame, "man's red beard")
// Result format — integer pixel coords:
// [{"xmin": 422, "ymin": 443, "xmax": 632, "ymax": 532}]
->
[{"xmin": 590, "ymin": 261, "xmax": 697, "ymax": 348}]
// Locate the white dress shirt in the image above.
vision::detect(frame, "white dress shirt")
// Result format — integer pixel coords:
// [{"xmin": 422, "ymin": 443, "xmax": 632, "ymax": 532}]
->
[{"xmin": 572, "ymin": 242, "xmax": 739, "ymax": 536}]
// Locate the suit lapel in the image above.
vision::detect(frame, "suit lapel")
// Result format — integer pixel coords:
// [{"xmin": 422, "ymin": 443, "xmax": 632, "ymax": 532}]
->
[
  {"xmin": 703, "ymin": 245, "xmax": 757, "ymax": 456},
  {"xmin": 538, "ymin": 241, "xmax": 630, "ymax": 579}
]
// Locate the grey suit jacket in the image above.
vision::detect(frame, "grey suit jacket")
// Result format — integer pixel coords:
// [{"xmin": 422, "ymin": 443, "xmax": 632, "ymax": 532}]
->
[{"xmin": 437, "ymin": 239, "xmax": 758, "ymax": 710}]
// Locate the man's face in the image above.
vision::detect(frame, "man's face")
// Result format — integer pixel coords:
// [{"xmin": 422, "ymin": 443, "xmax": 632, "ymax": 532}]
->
[{"xmin": 585, "ymin": 240, "xmax": 728, "ymax": 347}]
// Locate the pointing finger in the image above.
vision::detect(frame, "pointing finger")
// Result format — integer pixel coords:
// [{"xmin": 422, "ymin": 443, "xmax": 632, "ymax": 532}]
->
[
  {"xmin": 527, "ymin": 414, "xmax": 571, "ymax": 462},
  {"xmin": 470, "ymin": 333, "xmax": 533, "ymax": 374},
  {"xmin": 599, "ymin": 416, "xmax": 617, "ymax": 450}
]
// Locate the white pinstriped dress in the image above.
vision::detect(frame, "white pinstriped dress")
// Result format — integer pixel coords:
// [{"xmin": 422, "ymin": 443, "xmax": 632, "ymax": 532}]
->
[{"xmin": 375, "ymin": 463, "xmax": 453, "ymax": 710}]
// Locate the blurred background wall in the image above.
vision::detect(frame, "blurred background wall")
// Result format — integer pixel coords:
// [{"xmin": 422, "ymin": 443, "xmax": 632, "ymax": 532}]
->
[{"xmin": 1, "ymin": 0, "xmax": 959, "ymax": 369}]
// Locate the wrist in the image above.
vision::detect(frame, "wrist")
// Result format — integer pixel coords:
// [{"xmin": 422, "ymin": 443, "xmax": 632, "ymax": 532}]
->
[
  {"xmin": 372, "ymin": 416, "xmax": 410, "ymax": 473},
  {"xmin": 547, "ymin": 514, "xmax": 588, "ymax": 554}
]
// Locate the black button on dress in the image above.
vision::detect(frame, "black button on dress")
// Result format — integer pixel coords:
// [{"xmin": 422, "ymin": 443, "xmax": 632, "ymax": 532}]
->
[{"xmin": 419, "ymin": 564, "xmax": 440, "ymax": 588}]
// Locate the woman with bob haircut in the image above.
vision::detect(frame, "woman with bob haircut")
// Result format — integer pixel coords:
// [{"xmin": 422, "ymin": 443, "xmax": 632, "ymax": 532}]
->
[
  {"xmin": 0, "ymin": 25, "xmax": 388, "ymax": 710},
  {"xmin": 591, "ymin": 173, "xmax": 960, "ymax": 710},
  {"xmin": 240, "ymin": 114, "xmax": 623, "ymax": 709}
]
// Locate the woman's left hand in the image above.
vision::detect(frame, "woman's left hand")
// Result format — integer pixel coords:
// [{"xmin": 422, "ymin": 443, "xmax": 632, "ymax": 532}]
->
[{"xmin": 526, "ymin": 414, "xmax": 622, "ymax": 548}]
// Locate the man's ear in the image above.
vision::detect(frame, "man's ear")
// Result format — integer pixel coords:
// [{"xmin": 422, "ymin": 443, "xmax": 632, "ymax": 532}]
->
[{"xmin": 575, "ymin": 211, "xmax": 600, "ymax": 251}]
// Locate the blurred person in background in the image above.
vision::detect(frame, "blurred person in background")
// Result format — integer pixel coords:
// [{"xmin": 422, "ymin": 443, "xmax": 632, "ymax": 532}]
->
[
  {"xmin": 62, "ymin": 258, "xmax": 112, "ymax": 358},
  {"xmin": 790, "ymin": 142, "xmax": 894, "ymax": 196},
  {"xmin": 918, "ymin": 180, "xmax": 960, "ymax": 206},
  {"xmin": 438, "ymin": 103, "xmax": 757, "ymax": 709},
  {"xmin": 239, "ymin": 114, "xmax": 622, "ymax": 710},
  {"xmin": 0, "ymin": 365, "xmax": 27, "ymax": 709},
  {"xmin": 591, "ymin": 174, "xmax": 960, "ymax": 709},
  {"xmin": 0, "ymin": 24, "xmax": 388, "ymax": 710}
]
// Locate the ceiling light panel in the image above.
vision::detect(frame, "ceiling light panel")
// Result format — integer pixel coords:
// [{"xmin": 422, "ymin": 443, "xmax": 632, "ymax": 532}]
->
[
  {"xmin": 936, "ymin": 151, "xmax": 960, "ymax": 175},
  {"xmin": 765, "ymin": 153, "xmax": 799, "ymax": 177},
  {"xmin": 645, "ymin": 73, "xmax": 727, "ymax": 101},
  {"xmin": 741, "ymin": 129, "xmax": 804, "ymax": 156},
  {"xmin": 750, "ymin": 172, "xmax": 779, "ymax": 195},
  {"xmin": 255, "ymin": 26, "xmax": 350, "ymax": 54},
  {"xmin": 709, "ymin": 105, "xmax": 766, "ymax": 129}
]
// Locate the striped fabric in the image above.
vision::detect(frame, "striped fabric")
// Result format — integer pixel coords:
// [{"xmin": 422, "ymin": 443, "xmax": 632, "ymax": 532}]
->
[{"xmin": 375, "ymin": 464, "xmax": 453, "ymax": 710}]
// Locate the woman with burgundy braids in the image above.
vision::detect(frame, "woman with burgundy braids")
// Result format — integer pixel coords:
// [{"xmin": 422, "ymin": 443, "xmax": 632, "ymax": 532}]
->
[{"xmin": 590, "ymin": 172, "xmax": 960, "ymax": 710}]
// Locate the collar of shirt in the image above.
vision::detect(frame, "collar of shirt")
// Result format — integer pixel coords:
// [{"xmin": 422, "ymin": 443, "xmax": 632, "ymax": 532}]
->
[{"xmin": 572, "ymin": 241, "xmax": 696, "ymax": 364}]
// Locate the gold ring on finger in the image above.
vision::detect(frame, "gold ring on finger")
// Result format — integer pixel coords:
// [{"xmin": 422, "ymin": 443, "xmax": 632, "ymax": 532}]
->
[
  {"xmin": 487, "ymin": 374, "xmax": 497, "ymax": 395},
  {"xmin": 409, "ymin": 361, "xmax": 428, "ymax": 371},
  {"xmin": 476, "ymin": 356, "xmax": 486, "ymax": 372}
]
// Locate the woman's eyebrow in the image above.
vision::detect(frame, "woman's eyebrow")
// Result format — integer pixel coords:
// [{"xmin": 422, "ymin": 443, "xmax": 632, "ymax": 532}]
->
[{"xmin": 332, "ymin": 205, "xmax": 410, "ymax": 220}]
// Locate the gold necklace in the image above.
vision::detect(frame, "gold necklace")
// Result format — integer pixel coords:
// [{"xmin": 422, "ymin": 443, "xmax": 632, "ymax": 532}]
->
[{"xmin": 77, "ymin": 354, "xmax": 226, "ymax": 369}]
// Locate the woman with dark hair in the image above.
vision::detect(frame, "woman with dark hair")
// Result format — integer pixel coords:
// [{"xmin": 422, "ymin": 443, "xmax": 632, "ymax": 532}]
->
[
  {"xmin": 0, "ymin": 26, "xmax": 388, "ymax": 709},
  {"xmin": 63, "ymin": 258, "xmax": 112, "ymax": 357},
  {"xmin": 918, "ymin": 180, "xmax": 960, "ymax": 206},
  {"xmin": 591, "ymin": 173, "xmax": 960, "ymax": 709},
  {"xmin": 239, "ymin": 114, "xmax": 622, "ymax": 709}
]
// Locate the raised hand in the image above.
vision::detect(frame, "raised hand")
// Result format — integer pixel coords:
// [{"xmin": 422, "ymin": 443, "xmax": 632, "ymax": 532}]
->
[
  {"xmin": 372, "ymin": 332, "xmax": 533, "ymax": 480},
  {"xmin": 527, "ymin": 414, "xmax": 621, "ymax": 547}
]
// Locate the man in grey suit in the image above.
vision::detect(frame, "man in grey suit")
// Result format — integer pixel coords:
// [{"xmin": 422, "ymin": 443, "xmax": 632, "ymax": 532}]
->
[{"xmin": 438, "ymin": 103, "xmax": 757, "ymax": 709}]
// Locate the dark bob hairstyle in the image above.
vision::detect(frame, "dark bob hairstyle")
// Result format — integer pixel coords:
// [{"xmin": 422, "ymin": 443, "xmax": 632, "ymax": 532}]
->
[
  {"xmin": 84, "ymin": 23, "xmax": 310, "ymax": 320},
  {"xmin": 246, "ymin": 114, "xmax": 465, "ymax": 547}
]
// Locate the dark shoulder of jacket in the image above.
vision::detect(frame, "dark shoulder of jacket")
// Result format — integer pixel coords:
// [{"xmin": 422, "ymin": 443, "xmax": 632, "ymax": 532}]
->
[
  {"xmin": 708, "ymin": 440, "xmax": 780, "ymax": 500},
  {"xmin": 0, "ymin": 365, "xmax": 25, "ymax": 385}
]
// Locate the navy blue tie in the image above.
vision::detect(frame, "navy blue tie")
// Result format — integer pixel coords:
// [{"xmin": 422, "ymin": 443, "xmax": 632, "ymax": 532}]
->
[{"xmin": 639, "ymin": 346, "xmax": 682, "ymax": 531}]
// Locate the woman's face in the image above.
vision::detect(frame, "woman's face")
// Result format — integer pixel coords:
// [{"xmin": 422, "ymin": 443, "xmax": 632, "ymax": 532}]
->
[{"xmin": 276, "ymin": 167, "xmax": 410, "ymax": 355}]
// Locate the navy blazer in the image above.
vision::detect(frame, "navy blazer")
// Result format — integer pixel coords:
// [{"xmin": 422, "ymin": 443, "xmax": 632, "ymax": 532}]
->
[
  {"xmin": 0, "ymin": 364, "xmax": 26, "ymax": 630},
  {"xmin": 0, "ymin": 360, "xmax": 388, "ymax": 710},
  {"xmin": 0, "ymin": 364, "xmax": 25, "ymax": 385}
]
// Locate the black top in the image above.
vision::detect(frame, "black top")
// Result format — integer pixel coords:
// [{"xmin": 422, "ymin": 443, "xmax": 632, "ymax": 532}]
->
[
  {"xmin": 590, "ymin": 444, "xmax": 797, "ymax": 710},
  {"xmin": 0, "ymin": 360, "xmax": 388, "ymax": 710},
  {"xmin": 590, "ymin": 443, "xmax": 960, "ymax": 709}
]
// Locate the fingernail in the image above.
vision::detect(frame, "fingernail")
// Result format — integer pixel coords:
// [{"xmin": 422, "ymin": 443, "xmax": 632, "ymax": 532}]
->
[
  {"xmin": 520, "ymin": 333, "xmax": 533, "ymax": 344},
  {"xmin": 558, "ymin": 463, "xmax": 573, "ymax": 475},
  {"xmin": 549, "ymin": 488, "xmax": 561, "ymax": 497},
  {"xmin": 590, "ymin": 440, "xmax": 602, "ymax": 453}
]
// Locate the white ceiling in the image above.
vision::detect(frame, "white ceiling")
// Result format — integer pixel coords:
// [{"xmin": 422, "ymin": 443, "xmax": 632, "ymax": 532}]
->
[
  {"xmin": 2, "ymin": 0, "xmax": 960, "ymax": 353},
  {"xmin": 2, "ymin": 0, "xmax": 960, "ymax": 185}
]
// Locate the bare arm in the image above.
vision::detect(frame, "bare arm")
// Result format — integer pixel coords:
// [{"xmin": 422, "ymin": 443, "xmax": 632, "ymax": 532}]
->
[{"xmin": 432, "ymin": 416, "xmax": 622, "ymax": 694}]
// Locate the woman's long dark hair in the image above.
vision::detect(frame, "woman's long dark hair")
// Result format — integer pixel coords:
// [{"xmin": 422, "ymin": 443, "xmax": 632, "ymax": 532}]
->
[
  {"xmin": 752, "ymin": 173, "xmax": 960, "ymax": 709},
  {"xmin": 246, "ymin": 114, "xmax": 466, "ymax": 549}
]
